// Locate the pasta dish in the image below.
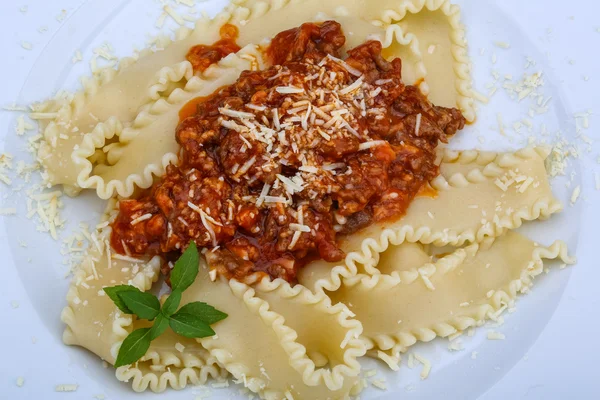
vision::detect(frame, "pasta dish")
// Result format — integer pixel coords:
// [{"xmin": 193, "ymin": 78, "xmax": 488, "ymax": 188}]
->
[{"xmin": 27, "ymin": 0, "xmax": 576, "ymax": 398}]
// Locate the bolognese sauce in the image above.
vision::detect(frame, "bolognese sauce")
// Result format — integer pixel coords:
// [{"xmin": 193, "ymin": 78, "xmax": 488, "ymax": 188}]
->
[
  {"xmin": 110, "ymin": 21, "xmax": 465, "ymax": 283},
  {"xmin": 186, "ymin": 24, "xmax": 241, "ymax": 73}
]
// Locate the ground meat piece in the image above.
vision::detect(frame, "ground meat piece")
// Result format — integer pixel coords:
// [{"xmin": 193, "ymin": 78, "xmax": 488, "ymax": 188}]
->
[
  {"xmin": 345, "ymin": 40, "xmax": 402, "ymax": 82},
  {"xmin": 218, "ymin": 131, "xmax": 280, "ymax": 186},
  {"xmin": 235, "ymin": 204, "xmax": 262, "ymax": 234},
  {"xmin": 268, "ymin": 20, "xmax": 346, "ymax": 65},
  {"xmin": 206, "ymin": 247, "xmax": 256, "ymax": 280},
  {"xmin": 186, "ymin": 24, "xmax": 241, "ymax": 72},
  {"xmin": 333, "ymin": 144, "xmax": 395, "ymax": 215},
  {"xmin": 317, "ymin": 136, "xmax": 360, "ymax": 159}
]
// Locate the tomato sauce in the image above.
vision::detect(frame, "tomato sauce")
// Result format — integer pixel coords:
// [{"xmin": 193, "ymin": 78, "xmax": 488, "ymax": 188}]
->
[
  {"xmin": 186, "ymin": 24, "xmax": 241, "ymax": 73},
  {"xmin": 111, "ymin": 21, "xmax": 465, "ymax": 283}
]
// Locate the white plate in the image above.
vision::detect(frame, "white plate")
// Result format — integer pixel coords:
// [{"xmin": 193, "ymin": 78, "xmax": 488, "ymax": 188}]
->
[{"xmin": 0, "ymin": 0, "xmax": 589, "ymax": 398}]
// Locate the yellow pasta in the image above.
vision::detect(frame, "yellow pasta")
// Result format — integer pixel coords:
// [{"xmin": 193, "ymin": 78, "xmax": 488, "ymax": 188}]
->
[
  {"xmin": 50, "ymin": 1, "xmax": 574, "ymax": 399},
  {"xmin": 298, "ymin": 147, "xmax": 562, "ymax": 293},
  {"xmin": 324, "ymin": 232, "xmax": 574, "ymax": 353}
]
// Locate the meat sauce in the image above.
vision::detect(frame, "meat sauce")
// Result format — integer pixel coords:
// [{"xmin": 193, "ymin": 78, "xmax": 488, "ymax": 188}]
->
[
  {"xmin": 111, "ymin": 21, "xmax": 466, "ymax": 283},
  {"xmin": 186, "ymin": 24, "xmax": 241, "ymax": 73}
]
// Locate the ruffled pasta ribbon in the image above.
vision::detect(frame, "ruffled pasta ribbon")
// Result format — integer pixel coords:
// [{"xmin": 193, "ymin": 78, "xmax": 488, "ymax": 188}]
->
[
  {"xmin": 298, "ymin": 147, "xmax": 574, "ymax": 366},
  {"xmin": 38, "ymin": 0, "xmax": 474, "ymax": 199}
]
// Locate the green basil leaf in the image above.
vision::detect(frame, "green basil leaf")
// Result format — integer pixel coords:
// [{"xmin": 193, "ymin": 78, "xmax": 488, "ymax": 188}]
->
[
  {"xmin": 169, "ymin": 312, "xmax": 216, "ymax": 338},
  {"xmin": 170, "ymin": 241, "xmax": 199, "ymax": 292},
  {"xmin": 114, "ymin": 328, "xmax": 152, "ymax": 368},
  {"xmin": 161, "ymin": 289, "xmax": 182, "ymax": 317},
  {"xmin": 149, "ymin": 314, "xmax": 169, "ymax": 340},
  {"xmin": 177, "ymin": 302, "xmax": 228, "ymax": 325},
  {"xmin": 103, "ymin": 285, "xmax": 142, "ymax": 314},
  {"xmin": 118, "ymin": 291, "xmax": 161, "ymax": 320}
]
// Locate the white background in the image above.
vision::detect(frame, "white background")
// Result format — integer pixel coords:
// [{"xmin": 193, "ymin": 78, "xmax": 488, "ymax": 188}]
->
[{"xmin": 0, "ymin": 0, "xmax": 599, "ymax": 399}]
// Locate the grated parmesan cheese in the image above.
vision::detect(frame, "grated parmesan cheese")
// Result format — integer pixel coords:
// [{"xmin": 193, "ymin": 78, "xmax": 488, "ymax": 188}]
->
[
  {"xmin": 56, "ymin": 9, "xmax": 68, "ymax": 22},
  {"xmin": 155, "ymin": 12, "xmax": 168, "ymax": 28},
  {"xmin": 277, "ymin": 174, "xmax": 304, "ymax": 194},
  {"xmin": 487, "ymin": 331, "xmax": 506, "ymax": 340},
  {"xmin": 175, "ymin": 0, "xmax": 195, "ymax": 6},
  {"xmin": 246, "ymin": 103, "xmax": 266, "ymax": 112},
  {"xmin": 284, "ymin": 390, "xmax": 295, "ymax": 400},
  {"xmin": 358, "ymin": 140, "xmax": 387, "ymax": 150},
  {"xmin": 276, "ymin": 86, "xmax": 304, "ymax": 94},
  {"xmin": 339, "ymin": 76, "xmax": 364, "ymax": 95},
  {"xmin": 377, "ymin": 351, "xmax": 400, "ymax": 371},
  {"xmin": 496, "ymin": 112, "xmax": 506, "ymax": 135},
  {"xmin": 325, "ymin": 54, "xmax": 362, "ymax": 76},
  {"xmin": 15, "ymin": 115, "xmax": 35, "ymax": 136},
  {"xmin": 364, "ymin": 369, "xmax": 377, "ymax": 378},
  {"xmin": 264, "ymin": 195, "xmax": 288, "ymax": 203},
  {"xmin": 517, "ymin": 176, "xmax": 534, "ymax": 193},
  {"xmin": 163, "ymin": 5, "xmax": 185, "ymax": 25},
  {"xmin": 55, "ymin": 384, "xmax": 78, "ymax": 392},
  {"xmin": 3, "ymin": 104, "xmax": 27, "ymax": 111},
  {"xmin": 370, "ymin": 378, "xmax": 387, "ymax": 390},
  {"xmin": 237, "ymin": 156, "xmax": 257, "ymax": 176},
  {"xmin": 256, "ymin": 183, "xmax": 271, "ymax": 207},
  {"xmin": 289, "ymin": 223, "xmax": 310, "ymax": 233},
  {"xmin": 414, "ymin": 113, "xmax": 422, "ymax": 136},
  {"xmin": 570, "ymin": 185, "xmax": 581, "ymax": 205},
  {"xmin": 188, "ymin": 202, "xmax": 220, "ymax": 246},
  {"xmin": 28, "ymin": 112, "xmax": 58, "ymax": 120},
  {"xmin": 413, "ymin": 353, "xmax": 431, "ymax": 379},
  {"xmin": 418, "ymin": 268, "xmax": 435, "ymax": 291},
  {"xmin": 448, "ymin": 339, "xmax": 464, "ymax": 352},
  {"xmin": 298, "ymin": 165, "xmax": 318, "ymax": 174},
  {"xmin": 208, "ymin": 269, "xmax": 217, "ymax": 282},
  {"xmin": 111, "ymin": 254, "xmax": 144, "ymax": 263},
  {"xmin": 219, "ymin": 107, "xmax": 256, "ymax": 119},
  {"xmin": 131, "ymin": 213, "xmax": 152, "ymax": 225}
]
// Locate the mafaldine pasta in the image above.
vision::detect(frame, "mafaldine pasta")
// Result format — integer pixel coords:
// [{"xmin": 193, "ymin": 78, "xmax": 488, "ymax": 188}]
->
[{"xmin": 44, "ymin": 1, "xmax": 575, "ymax": 399}]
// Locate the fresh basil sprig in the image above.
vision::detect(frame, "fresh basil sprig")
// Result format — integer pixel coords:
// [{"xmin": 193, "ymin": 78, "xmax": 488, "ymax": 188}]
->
[{"xmin": 103, "ymin": 242, "xmax": 227, "ymax": 368}]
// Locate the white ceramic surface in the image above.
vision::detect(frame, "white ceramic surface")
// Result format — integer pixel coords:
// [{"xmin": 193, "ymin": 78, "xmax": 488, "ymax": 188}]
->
[{"xmin": 0, "ymin": 0, "xmax": 598, "ymax": 399}]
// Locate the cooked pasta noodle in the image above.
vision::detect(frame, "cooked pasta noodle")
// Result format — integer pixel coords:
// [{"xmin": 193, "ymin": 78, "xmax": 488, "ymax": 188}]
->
[{"xmin": 51, "ymin": 1, "xmax": 573, "ymax": 399}]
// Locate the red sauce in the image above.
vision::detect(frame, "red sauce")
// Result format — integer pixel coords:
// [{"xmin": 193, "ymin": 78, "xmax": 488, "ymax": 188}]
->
[
  {"xmin": 179, "ymin": 93, "xmax": 220, "ymax": 123},
  {"xmin": 186, "ymin": 24, "xmax": 241, "ymax": 73},
  {"xmin": 417, "ymin": 183, "xmax": 438, "ymax": 199},
  {"xmin": 111, "ymin": 21, "xmax": 465, "ymax": 284}
]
